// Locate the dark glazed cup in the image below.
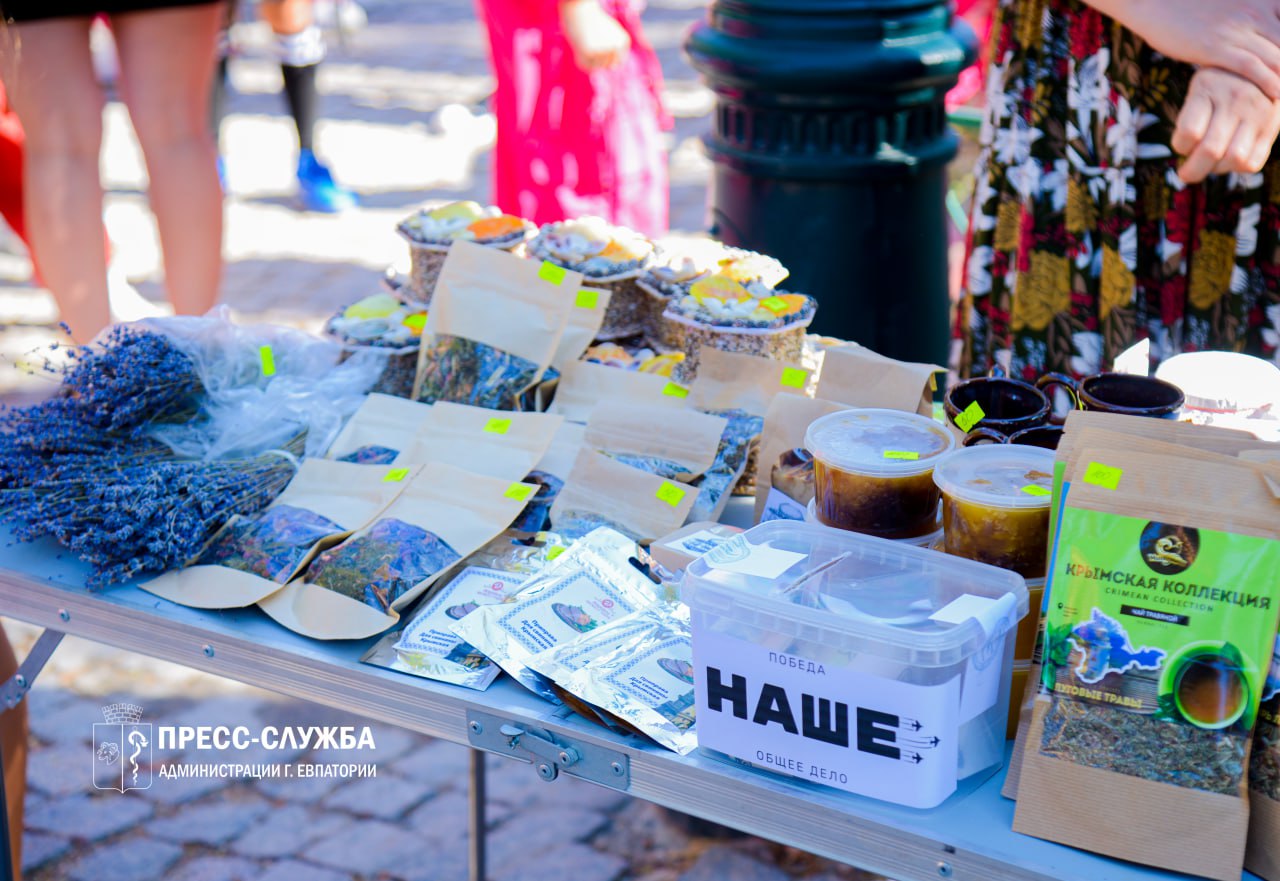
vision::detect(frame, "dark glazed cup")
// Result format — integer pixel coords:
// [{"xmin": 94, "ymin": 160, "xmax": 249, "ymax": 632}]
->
[
  {"xmin": 944, "ymin": 377, "xmax": 1052, "ymax": 435},
  {"xmin": 1037, "ymin": 372, "xmax": 1185, "ymax": 420},
  {"xmin": 962, "ymin": 424, "xmax": 1065, "ymax": 449}
]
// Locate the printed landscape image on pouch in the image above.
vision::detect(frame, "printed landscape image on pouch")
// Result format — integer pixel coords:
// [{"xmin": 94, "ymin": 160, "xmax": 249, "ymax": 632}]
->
[
  {"xmin": 306, "ymin": 519, "xmax": 461, "ymax": 613},
  {"xmin": 603, "ymin": 637, "xmax": 697, "ymax": 731},
  {"xmin": 415, "ymin": 335, "xmax": 542, "ymax": 410},
  {"xmin": 336, "ymin": 444, "xmax": 400, "ymax": 465},
  {"xmin": 196, "ymin": 504, "xmax": 344, "ymax": 582}
]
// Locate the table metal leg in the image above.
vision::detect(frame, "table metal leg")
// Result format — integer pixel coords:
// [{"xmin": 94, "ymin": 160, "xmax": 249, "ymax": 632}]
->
[{"xmin": 469, "ymin": 748, "xmax": 487, "ymax": 881}]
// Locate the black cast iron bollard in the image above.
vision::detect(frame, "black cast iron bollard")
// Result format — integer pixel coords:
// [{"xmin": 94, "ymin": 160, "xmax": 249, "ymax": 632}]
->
[{"xmin": 685, "ymin": 0, "xmax": 976, "ymax": 365}]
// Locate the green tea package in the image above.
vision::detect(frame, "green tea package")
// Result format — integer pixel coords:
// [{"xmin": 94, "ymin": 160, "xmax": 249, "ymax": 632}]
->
[
  {"xmin": 326, "ymin": 393, "xmax": 433, "ymax": 465},
  {"xmin": 550, "ymin": 448, "xmax": 697, "ymax": 542},
  {"xmin": 584, "ymin": 402, "xmax": 726, "ymax": 483},
  {"xmin": 814, "ymin": 343, "xmax": 940, "ymax": 417},
  {"xmin": 1012, "ymin": 448, "xmax": 1280, "ymax": 880},
  {"xmin": 752, "ymin": 394, "xmax": 848, "ymax": 523},
  {"xmin": 413, "ymin": 240, "xmax": 576, "ymax": 410},
  {"xmin": 1248, "ymin": 636, "xmax": 1280, "ymax": 880},
  {"xmin": 142, "ymin": 459, "xmax": 415, "ymax": 610},
  {"xmin": 450, "ymin": 526, "xmax": 665, "ymax": 700},
  {"xmin": 257, "ymin": 462, "xmax": 534, "ymax": 640},
  {"xmin": 399, "ymin": 401, "xmax": 563, "ymax": 481},
  {"xmin": 546, "ymin": 359, "xmax": 686, "ymax": 424}
]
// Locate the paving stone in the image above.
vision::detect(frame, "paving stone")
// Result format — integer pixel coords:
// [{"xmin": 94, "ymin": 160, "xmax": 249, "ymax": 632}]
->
[
  {"xmin": 254, "ymin": 859, "xmax": 355, "ymax": 881},
  {"xmin": 390, "ymin": 739, "xmax": 471, "ymax": 791},
  {"xmin": 26, "ymin": 793, "xmax": 153, "ymax": 842},
  {"xmin": 677, "ymin": 846, "xmax": 790, "ymax": 881},
  {"xmin": 167, "ymin": 855, "xmax": 261, "ymax": 881},
  {"xmin": 487, "ymin": 808, "xmax": 610, "ymax": 871},
  {"xmin": 149, "ymin": 799, "xmax": 271, "ymax": 845},
  {"xmin": 301, "ymin": 818, "xmax": 421, "ymax": 874},
  {"xmin": 550, "ymin": 776, "xmax": 629, "ymax": 814},
  {"xmin": 135, "ymin": 770, "xmax": 231, "ymax": 805},
  {"xmin": 386, "ymin": 846, "xmax": 469, "ymax": 881},
  {"xmin": 492, "ymin": 842, "xmax": 626, "ymax": 881},
  {"xmin": 252, "ymin": 766, "xmax": 346, "ymax": 802},
  {"xmin": 65, "ymin": 837, "xmax": 183, "ymax": 881},
  {"xmin": 27, "ymin": 695, "xmax": 102, "ymax": 745},
  {"xmin": 20, "ymin": 831, "xmax": 71, "ymax": 873},
  {"xmin": 407, "ymin": 790, "xmax": 514, "ymax": 842},
  {"xmin": 321, "ymin": 772, "xmax": 429, "ymax": 820},
  {"xmin": 27, "ymin": 743, "xmax": 94, "ymax": 796},
  {"xmin": 26, "ymin": 685, "xmax": 80, "ymax": 716},
  {"xmin": 231, "ymin": 805, "xmax": 349, "ymax": 858}
]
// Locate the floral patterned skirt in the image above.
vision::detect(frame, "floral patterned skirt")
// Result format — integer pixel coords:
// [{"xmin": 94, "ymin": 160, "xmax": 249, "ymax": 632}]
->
[{"xmin": 955, "ymin": 0, "xmax": 1280, "ymax": 380}]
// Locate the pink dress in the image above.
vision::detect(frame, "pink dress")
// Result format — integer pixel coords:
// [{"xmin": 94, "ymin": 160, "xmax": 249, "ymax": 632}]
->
[{"xmin": 475, "ymin": 0, "xmax": 672, "ymax": 237}]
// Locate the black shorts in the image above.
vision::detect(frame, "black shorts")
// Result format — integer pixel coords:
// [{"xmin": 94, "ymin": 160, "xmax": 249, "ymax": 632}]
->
[{"xmin": 2, "ymin": 0, "xmax": 221, "ymax": 24}]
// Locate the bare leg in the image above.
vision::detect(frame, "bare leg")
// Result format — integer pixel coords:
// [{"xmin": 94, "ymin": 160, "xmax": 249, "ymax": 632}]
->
[
  {"xmin": 111, "ymin": 4, "xmax": 224, "ymax": 318},
  {"xmin": 0, "ymin": 18, "xmax": 109, "ymax": 343}
]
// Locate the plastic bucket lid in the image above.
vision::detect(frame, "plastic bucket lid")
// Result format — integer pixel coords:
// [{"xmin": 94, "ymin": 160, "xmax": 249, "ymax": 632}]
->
[
  {"xmin": 932, "ymin": 444, "xmax": 1055, "ymax": 509},
  {"xmin": 804, "ymin": 408, "xmax": 955, "ymax": 478}
]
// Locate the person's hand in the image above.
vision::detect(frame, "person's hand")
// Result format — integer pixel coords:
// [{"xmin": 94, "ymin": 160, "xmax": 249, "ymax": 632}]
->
[
  {"xmin": 1094, "ymin": 0, "xmax": 1280, "ymax": 99},
  {"xmin": 561, "ymin": 0, "xmax": 631, "ymax": 71},
  {"xmin": 1172, "ymin": 68, "xmax": 1280, "ymax": 183}
]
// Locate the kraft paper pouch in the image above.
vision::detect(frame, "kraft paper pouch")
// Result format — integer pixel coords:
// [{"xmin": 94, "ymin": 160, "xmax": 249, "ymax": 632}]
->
[
  {"xmin": 360, "ymin": 531, "xmax": 570, "ymax": 689},
  {"xmin": 1248, "ymin": 637, "xmax": 1280, "ymax": 881},
  {"xmin": 1241, "ymin": 448, "xmax": 1280, "ymax": 498},
  {"xmin": 585, "ymin": 402, "xmax": 726, "ymax": 482},
  {"xmin": 551, "ymin": 448, "xmax": 698, "ymax": 542},
  {"xmin": 647, "ymin": 522, "xmax": 742, "ymax": 576},
  {"xmin": 686, "ymin": 410, "xmax": 761, "ymax": 522},
  {"xmin": 413, "ymin": 240, "xmax": 575, "ymax": 409},
  {"xmin": 258, "ymin": 463, "xmax": 534, "ymax": 640},
  {"xmin": 550, "ymin": 285, "xmax": 612, "ymax": 372},
  {"xmin": 514, "ymin": 422, "xmax": 586, "ymax": 533},
  {"xmin": 1012, "ymin": 448, "xmax": 1280, "ymax": 881},
  {"xmin": 752, "ymin": 394, "xmax": 849, "ymax": 524},
  {"xmin": 400, "ymin": 401, "xmax": 563, "ymax": 481},
  {"xmin": 815, "ymin": 344, "xmax": 940, "ymax": 417},
  {"xmin": 535, "ymin": 602, "xmax": 697, "ymax": 754},
  {"xmin": 326, "ymin": 393, "xmax": 433, "ymax": 465},
  {"xmin": 451, "ymin": 527, "xmax": 665, "ymax": 700},
  {"xmin": 1004, "ymin": 416, "xmax": 1278, "ymax": 799},
  {"xmin": 546, "ymin": 359, "xmax": 686, "ymax": 424},
  {"xmin": 142, "ymin": 460, "xmax": 415, "ymax": 610}
]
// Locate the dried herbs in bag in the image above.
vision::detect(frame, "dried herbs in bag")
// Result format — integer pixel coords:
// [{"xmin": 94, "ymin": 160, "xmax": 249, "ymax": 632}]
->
[
  {"xmin": 142, "ymin": 459, "xmax": 414, "ymax": 610},
  {"xmin": 550, "ymin": 448, "xmax": 698, "ymax": 542},
  {"xmin": 258, "ymin": 462, "xmax": 533, "ymax": 640},
  {"xmin": 585, "ymin": 402, "xmax": 725, "ymax": 484},
  {"xmin": 686, "ymin": 409, "xmax": 762, "ymax": 523},
  {"xmin": 326, "ymin": 393, "xmax": 433, "ymax": 465},
  {"xmin": 753, "ymin": 395, "xmax": 847, "ymax": 524},
  {"xmin": 814, "ymin": 343, "xmax": 940, "ymax": 417},
  {"xmin": 546, "ymin": 359, "xmax": 683, "ymax": 424},
  {"xmin": 400, "ymin": 401, "xmax": 563, "ymax": 481}
]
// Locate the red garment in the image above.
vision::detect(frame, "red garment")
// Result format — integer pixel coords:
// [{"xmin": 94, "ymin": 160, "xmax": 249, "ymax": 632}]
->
[
  {"xmin": 946, "ymin": 0, "xmax": 995, "ymax": 110},
  {"xmin": 0, "ymin": 82, "xmax": 30, "ymax": 255},
  {"xmin": 475, "ymin": 0, "xmax": 672, "ymax": 237}
]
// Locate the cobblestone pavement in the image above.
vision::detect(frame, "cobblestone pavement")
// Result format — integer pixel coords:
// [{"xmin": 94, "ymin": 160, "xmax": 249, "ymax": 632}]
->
[{"xmin": 0, "ymin": 1, "xmax": 883, "ymax": 879}]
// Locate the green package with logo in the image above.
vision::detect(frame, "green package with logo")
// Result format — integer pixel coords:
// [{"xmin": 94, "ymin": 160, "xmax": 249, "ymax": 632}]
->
[{"xmin": 1013, "ymin": 447, "xmax": 1280, "ymax": 881}]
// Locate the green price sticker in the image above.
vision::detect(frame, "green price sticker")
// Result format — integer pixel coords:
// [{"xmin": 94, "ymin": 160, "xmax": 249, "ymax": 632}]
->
[
  {"xmin": 504, "ymin": 483, "xmax": 535, "ymax": 502},
  {"xmin": 1083, "ymin": 461, "xmax": 1123, "ymax": 490},
  {"xmin": 383, "ymin": 468, "xmax": 410, "ymax": 483},
  {"xmin": 656, "ymin": 482, "xmax": 686, "ymax": 507},
  {"xmin": 484, "ymin": 417, "xmax": 512, "ymax": 435},
  {"xmin": 954, "ymin": 400, "xmax": 985, "ymax": 433},
  {"xmin": 538, "ymin": 261, "xmax": 567, "ymax": 285},
  {"xmin": 1021, "ymin": 484, "xmax": 1052, "ymax": 497},
  {"xmin": 546, "ymin": 546, "xmax": 566, "ymax": 562},
  {"xmin": 574, "ymin": 289, "xmax": 599, "ymax": 309},
  {"xmin": 662, "ymin": 382, "xmax": 689, "ymax": 399},
  {"xmin": 780, "ymin": 367, "xmax": 808, "ymax": 389},
  {"xmin": 884, "ymin": 450, "xmax": 920, "ymax": 461},
  {"xmin": 403, "ymin": 313, "xmax": 427, "ymax": 332},
  {"xmin": 259, "ymin": 345, "xmax": 276, "ymax": 378},
  {"xmin": 760, "ymin": 296, "xmax": 787, "ymax": 314}
]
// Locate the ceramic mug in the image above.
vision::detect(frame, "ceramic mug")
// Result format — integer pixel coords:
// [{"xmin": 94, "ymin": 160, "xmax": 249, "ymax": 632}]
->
[
  {"xmin": 962, "ymin": 424, "xmax": 1065, "ymax": 449},
  {"xmin": 1037, "ymin": 372, "xmax": 1185, "ymax": 420},
  {"xmin": 944, "ymin": 375, "xmax": 1052, "ymax": 436}
]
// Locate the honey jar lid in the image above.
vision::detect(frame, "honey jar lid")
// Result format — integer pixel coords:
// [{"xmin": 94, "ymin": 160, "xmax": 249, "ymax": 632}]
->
[
  {"xmin": 804, "ymin": 408, "xmax": 955, "ymax": 476},
  {"xmin": 932, "ymin": 444, "xmax": 1055, "ymax": 509}
]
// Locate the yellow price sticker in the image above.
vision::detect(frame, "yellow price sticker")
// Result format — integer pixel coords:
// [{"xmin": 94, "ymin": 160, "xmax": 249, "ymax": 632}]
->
[
  {"xmin": 1083, "ymin": 461, "xmax": 1123, "ymax": 490},
  {"xmin": 574, "ymin": 289, "xmax": 599, "ymax": 309},
  {"xmin": 1021, "ymin": 485, "xmax": 1051, "ymax": 497},
  {"xmin": 383, "ymin": 468, "xmax": 410, "ymax": 483},
  {"xmin": 954, "ymin": 401, "xmax": 986, "ymax": 433},
  {"xmin": 884, "ymin": 450, "xmax": 920, "ymax": 460},
  {"xmin": 546, "ymin": 546, "xmax": 566, "ymax": 562},
  {"xmin": 259, "ymin": 345, "xmax": 276, "ymax": 378},
  {"xmin": 403, "ymin": 313, "xmax": 427, "ymax": 332},
  {"xmin": 656, "ymin": 482, "xmax": 686, "ymax": 507},
  {"xmin": 662, "ymin": 382, "xmax": 689, "ymax": 399},
  {"xmin": 484, "ymin": 417, "xmax": 512, "ymax": 435},
  {"xmin": 538, "ymin": 261, "xmax": 567, "ymax": 285},
  {"xmin": 504, "ymin": 483, "xmax": 536, "ymax": 502},
  {"xmin": 760, "ymin": 296, "xmax": 788, "ymax": 314},
  {"xmin": 780, "ymin": 367, "xmax": 808, "ymax": 389}
]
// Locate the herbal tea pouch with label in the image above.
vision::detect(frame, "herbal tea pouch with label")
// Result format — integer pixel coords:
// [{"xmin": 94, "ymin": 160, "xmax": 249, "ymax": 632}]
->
[
  {"xmin": 326, "ymin": 393, "xmax": 433, "ymax": 465},
  {"xmin": 258, "ymin": 462, "xmax": 534, "ymax": 640},
  {"xmin": 585, "ymin": 402, "xmax": 726, "ymax": 483},
  {"xmin": 815, "ymin": 343, "xmax": 941, "ymax": 417},
  {"xmin": 1013, "ymin": 449, "xmax": 1280, "ymax": 881},
  {"xmin": 413, "ymin": 240, "xmax": 576, "ymax": 409},
  {"xmin": 753, "ymin": 394, "xmax": 849, "ymax": 523},
  {"xmin": 550, "ymin": 448, "xmax": 698, "ymax": 542},
  {"xmin": 400, "ymin": 402, "xmax": 563, "ymax": 481},
  {"xmin": 143, "ymin": 460, "xmax": 415, "ymax": 610},
  {"xmin": 546, "ymin": 359, "xmax": 686, "ymax": 424},
  {"xmin": 451, "ymin": 526, "xmax": 665, "ymax": 699}
]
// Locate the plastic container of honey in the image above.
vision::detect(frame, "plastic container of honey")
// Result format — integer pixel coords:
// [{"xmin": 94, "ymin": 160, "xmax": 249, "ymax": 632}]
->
[
  {"xmin": 804, "ymin": 409, "xmax": 955, "ymax": 539},
  {"xmin": 933, "ymin": 445, "xmax": 1055, "ymax": 579}
]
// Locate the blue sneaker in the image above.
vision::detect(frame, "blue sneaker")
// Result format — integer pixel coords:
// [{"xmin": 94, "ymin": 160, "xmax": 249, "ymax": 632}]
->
[{"xmin": 296, "ymin": 149, "xmax": 357, "ymax": 213}]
